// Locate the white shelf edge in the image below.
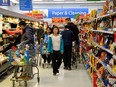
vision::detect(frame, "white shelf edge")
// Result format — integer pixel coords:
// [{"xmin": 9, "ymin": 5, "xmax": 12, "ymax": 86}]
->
[
  {"xmin": 97, "ymin": 12, "xmax": 116, "ymax": 19},
  {"xmin": 92, "ymin": 42, "xmax": 113, "ymax": 55},
  {"xmin": 82, "ymin": 12, "xmax": 116, "ymax": 24},
  {"xmin": 92, "ymin": 30, "xmax": 113, "ymax": 34},
  {"xmin": 3, "ymin": 43, "xmax": 10, "ymax": 47},
  {"xmin": 113, "ymin": 55, "xmax": 116, "ymax": 60},
  {"xmin": 113, "ymin": 28, "xmax": 116, "ymax": 31}
]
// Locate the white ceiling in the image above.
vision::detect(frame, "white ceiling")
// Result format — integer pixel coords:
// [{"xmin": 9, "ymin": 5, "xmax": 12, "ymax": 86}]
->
[{"xmin": 10, "ymin": 0, "xmax": 106, "ymax": 3}]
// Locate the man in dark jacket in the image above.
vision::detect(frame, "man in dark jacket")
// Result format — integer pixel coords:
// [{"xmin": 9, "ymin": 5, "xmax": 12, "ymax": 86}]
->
[
  {"xmin": 19, "ymin": 21, "xmax": 34, "ymax": 45},
  {"xmin": 65, "ymin": 18, "xmax": 79, "ymax": 45},
  {"xmin": 19, "ymin": 21, "xmax": 35, "ymax": 80},
  {"xmin": 61, "ymin": 25, "xmax": 74, "ymax": 70},
  {"xmin": 37, "ymin": 24, "xmax": 44, "ymax": 44}
]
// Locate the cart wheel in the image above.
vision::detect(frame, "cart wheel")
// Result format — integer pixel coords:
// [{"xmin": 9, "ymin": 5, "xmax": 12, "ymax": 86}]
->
[
  {"xmin": 24, "ymin": 81, "xmax": 27, "ymax": 87},
  {"xmin": 37, "ymin": 77, "xmax": 40, "ymax": 83},
  {"xmin": 12, "ymin": 81, "xmax": 15, "ymax": 87}
]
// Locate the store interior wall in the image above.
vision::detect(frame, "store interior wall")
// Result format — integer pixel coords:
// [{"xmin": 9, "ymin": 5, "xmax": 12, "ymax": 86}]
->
[{"xmin": 0, "ymin": 3, "xmax": 104, "ymax": 25}]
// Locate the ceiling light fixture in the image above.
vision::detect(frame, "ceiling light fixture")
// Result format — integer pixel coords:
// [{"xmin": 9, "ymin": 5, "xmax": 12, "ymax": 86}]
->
[{"xmin": 10, "ymin": 0, "xmax": 18, "ymax": 3}]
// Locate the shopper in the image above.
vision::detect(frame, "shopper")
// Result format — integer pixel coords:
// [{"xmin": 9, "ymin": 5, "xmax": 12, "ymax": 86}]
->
[
  {"xmin": 40, "ymin": 27, "xmax": 52, "ymax": 66},
  {"xmin": 18, "ymin": 21, "xmax": 35, "ymax": 80},
  {"xmin": 65, "ymin": 17, "xmax": 79, "ymax": 45},
  {"xmin": 61, "ymin": 25, "xmax": 74, "ymax": 70},
  {"xmin": 48, "ymin": 26, "xmax": 64, "ymax": 75},
  {"xmin": 1, "ymin": 33, "xmax": 22, "ymax": 53},
  {"xmin": 0, "ymin": 27, "xmax": 22, "ymax": 53},
  {"xmin": 37, "ymin": 24, "xmax": 44, "ymax": 44}
]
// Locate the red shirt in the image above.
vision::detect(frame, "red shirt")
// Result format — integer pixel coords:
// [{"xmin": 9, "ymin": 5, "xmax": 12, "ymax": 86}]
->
[{"xmin": 5, "ymin": 29, "xmax": 22, "ymax": 35}]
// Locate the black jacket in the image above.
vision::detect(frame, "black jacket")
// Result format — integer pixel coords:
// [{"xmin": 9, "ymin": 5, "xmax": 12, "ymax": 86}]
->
[
  {"xmin": 37, "ymin": 28, "xmax": 44, "ymax": 44},
  {"xmin": 67, "ymin": 22, "xmax": 79, "ymax": 44},
  {"xmin": 61, "ymin": 29, "xmax": 74, "ymax": 46},
  {"xmin": 21, "ymin": 26, "xmax": 34, "ymax": 44}
]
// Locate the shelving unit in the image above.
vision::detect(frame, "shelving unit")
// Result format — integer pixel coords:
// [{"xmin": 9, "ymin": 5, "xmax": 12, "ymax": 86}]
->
[
  {"xmin": 92, "ymin": 41, "xmax": 113, "ymax": 55},
  {"xmin": 92, "ymin": 30, "xmax": 113, "ymax": 34},
  {"xmin": 78, "ymin": 2, "xmax": 116, "ymax": 86},
  {"xmin": 0, "ymin": 8, "xmax": 40, "ymax": 76}
]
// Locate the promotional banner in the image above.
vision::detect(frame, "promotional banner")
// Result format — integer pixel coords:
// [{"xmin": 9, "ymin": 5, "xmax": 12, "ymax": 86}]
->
[
  {"xmin": 0, "ymin": 0, "xmax": 10, "ymax": 6},
  {"xmin": 19, "ymin": 0, "xmax": 33, "ymax": 11},
  {"xmin": 48, "ymin": 8, "xmax": 88, "ymax": 18}
]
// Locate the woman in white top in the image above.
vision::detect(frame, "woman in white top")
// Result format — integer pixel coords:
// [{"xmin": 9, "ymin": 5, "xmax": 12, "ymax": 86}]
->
[{"xmin": 48, "ymin": 26, "xmax": 64, "ymax": 75}]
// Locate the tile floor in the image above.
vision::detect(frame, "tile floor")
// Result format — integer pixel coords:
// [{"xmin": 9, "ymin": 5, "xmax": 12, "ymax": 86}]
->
[{"xmin": 0, "ymin": 63, "xmax": 92, "ymax": 87}]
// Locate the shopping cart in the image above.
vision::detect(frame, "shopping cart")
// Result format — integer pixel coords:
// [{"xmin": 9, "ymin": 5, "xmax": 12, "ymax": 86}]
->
[
  {"xmin": 7, "ymin": 44, "xmax": 40, "ymax": 87},
  {"xmin": 71, "ymin": 42, "xmax": 80, "ymax": 69},
  {"xmin": 39, "ymin": 39, "xmax": 51, "ymax": 68}
]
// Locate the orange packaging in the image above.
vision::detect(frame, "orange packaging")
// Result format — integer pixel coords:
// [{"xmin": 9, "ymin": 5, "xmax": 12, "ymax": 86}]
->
[
  {"xmin": 100, "ymin": 52, "xmax": 106, "ymax": 60},
  {"xmin": 100, "ymin": 37, "xmax": 104, "ymax": 46}
]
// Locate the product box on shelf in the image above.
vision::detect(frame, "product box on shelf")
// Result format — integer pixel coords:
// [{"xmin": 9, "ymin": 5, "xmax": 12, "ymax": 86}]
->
[
  {"xmin": 109, "ymin": 0, "xmax": 116, "ymax": 13},
  {"xmin": 91, "ymin": 10, "xmax": 97, "ymax": 19},
  {"xmin": 97, "ymin": 9, "xmax": 103, "ymax": 18},
  {"xmin": 113, "ymin": 17, "xmax": 116, "ymax": 29}
]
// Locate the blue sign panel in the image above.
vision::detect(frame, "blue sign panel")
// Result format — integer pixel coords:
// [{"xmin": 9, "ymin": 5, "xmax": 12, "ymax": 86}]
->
[
  {"xmin": 19, "ymin": 0, "xmax": 32, "ymax": 11},
  {"xmin": 0, "ymin": 0, "xmax": 10, "ymax": 6},
  {"xmin": 48, "ymin": 8, "xmax": 88, "ymax": 18}
]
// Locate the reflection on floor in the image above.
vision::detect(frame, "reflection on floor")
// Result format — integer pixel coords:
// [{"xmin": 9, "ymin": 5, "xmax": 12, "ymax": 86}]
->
[{"xmin": 0, "ymin": 63, "xmax": 92, "ymax": 87}]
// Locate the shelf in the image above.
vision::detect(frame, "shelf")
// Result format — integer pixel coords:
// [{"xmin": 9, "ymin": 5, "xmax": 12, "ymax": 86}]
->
[
  {"xmin": 79, "ymin": 33, "xmax": 85, "ymax": 36},
  {"xmin": 0, "ymin": 58, "xmax": 7, "ymax": 65},
  {"xmin": 0, "ymin": 8, "xmax": 40, "ymax": 22},
  {"xmin": 92, "ymin": 42, "xmax": 113, "ymax": 55},
  {"xmin": 2, "ymin": 36, "xmax": 10, "ymax": 39},
  {"xmin": 112, "ymin": 55, "xmax": 116, "ymax": 60},
  {"xmin": 3, "ymin": 43, "xmax": 10, "ymax": 47},
  {"xmin": 87, "ymin": 70, "xmax": 93, "ymax": 79},
  {"xmin": 92, "ymin": 53, "xmax": 116, "ymax": 77},
  {"xmin": 82, "ymin": 12, "xmax": 116, "ymax": 24},
  {"xmin": 92, "ymin": 30, "xmax": 113, "ymax": 34},
  {"xmin": 83, "ymin": 19, "xmax": 95, "ymax": 24},
  {"xmin": 96, "ymin": 12, "xmax": 116, "ymax": 19},
  {"xmin": 113, "ymin": 28, "xmax": 116, "ymax": 31},
  {"xmin": 88, "ymin": 61, "xmax": 105, "ymax": 86}
]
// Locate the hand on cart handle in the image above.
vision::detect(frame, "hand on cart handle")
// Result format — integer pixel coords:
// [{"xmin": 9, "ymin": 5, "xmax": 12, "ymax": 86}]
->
[{"xmin": 17, "ymin": 41, "xmax": 25, "ymax": 48}]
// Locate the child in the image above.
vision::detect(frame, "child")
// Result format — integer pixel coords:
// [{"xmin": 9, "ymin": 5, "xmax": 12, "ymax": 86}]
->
[
  {"xmin": 48, "ymin": 26, "xmax": 64, "ymax": 75},
  {"xmin": 40, "ymin": 27, "xmax": 52, "ymax": 67}
]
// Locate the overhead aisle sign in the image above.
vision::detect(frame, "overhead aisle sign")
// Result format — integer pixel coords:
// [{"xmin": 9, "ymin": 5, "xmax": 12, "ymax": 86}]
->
[
  {"xmin": 48, "ymin": 8, "xmax": 88, "ymax": 18},
  {"xmin": 0, "ymin": 0, "xmax": 10, "ymax": 6},
  {"xmin": 19, "ymin": 0, "xmax": 33, "ymax": 11}
]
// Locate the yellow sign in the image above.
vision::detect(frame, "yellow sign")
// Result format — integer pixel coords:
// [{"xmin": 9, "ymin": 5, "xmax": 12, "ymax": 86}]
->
[{"xmin": 32, "ymin": 10, "xmax": 38, "ymax": 14}]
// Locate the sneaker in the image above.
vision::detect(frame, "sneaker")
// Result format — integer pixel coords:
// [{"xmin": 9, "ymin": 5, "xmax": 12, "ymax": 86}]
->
[
  {"xmin": 64, "ymin": 67, "xmax": 68, "ymax": 70},
  {"xmin": 68, "ymin": 67, "xmax": 72, "ymax": 70},
  {"xmin": 53, "ymin": 73, "xmax": 56, "ymax": 76},
  {"xmin": 56, "ymin": 70, "xmax": 59, "ymax": 73}
]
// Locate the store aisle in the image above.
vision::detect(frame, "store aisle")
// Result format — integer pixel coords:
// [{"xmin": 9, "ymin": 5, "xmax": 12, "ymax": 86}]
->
[{"xmin": 0, "ymin": 64, "xmax": 92, "ymax": 87}]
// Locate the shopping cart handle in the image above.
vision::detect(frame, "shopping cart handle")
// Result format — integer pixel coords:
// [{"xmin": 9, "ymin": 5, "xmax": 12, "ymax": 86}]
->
[{"xmin": 17, "ymin": 41, "xmax": 25, "ymax": 47}]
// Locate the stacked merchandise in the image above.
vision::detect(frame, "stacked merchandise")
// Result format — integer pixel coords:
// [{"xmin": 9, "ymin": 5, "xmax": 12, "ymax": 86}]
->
[
  {"xmin": 78, "ymin": 0, "xmax": 116, "ymax": 87},
  {"xmin": 0, "ymin": 9, "xmax": 39, "ymax": 76}
]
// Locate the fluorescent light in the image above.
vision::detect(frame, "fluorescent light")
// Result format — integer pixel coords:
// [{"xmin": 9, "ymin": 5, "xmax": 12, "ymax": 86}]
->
[
  {"xmin": 10, "ymin": 0, "xmax": 18, "ymax": 3},
  {"xmin": 54, "ymin": 0, "xmax": 64, "ymax": 1},
  {"xmin": 33, "ymin": 1, "xmax": 105, "ymax": 4},
  {"xmin": 33, "ymin": 0, "xmax": 43, "ymax": 1},
  {"xmin": 10, "ymin": 0, "xmax": 105, "ymax": 4}
]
